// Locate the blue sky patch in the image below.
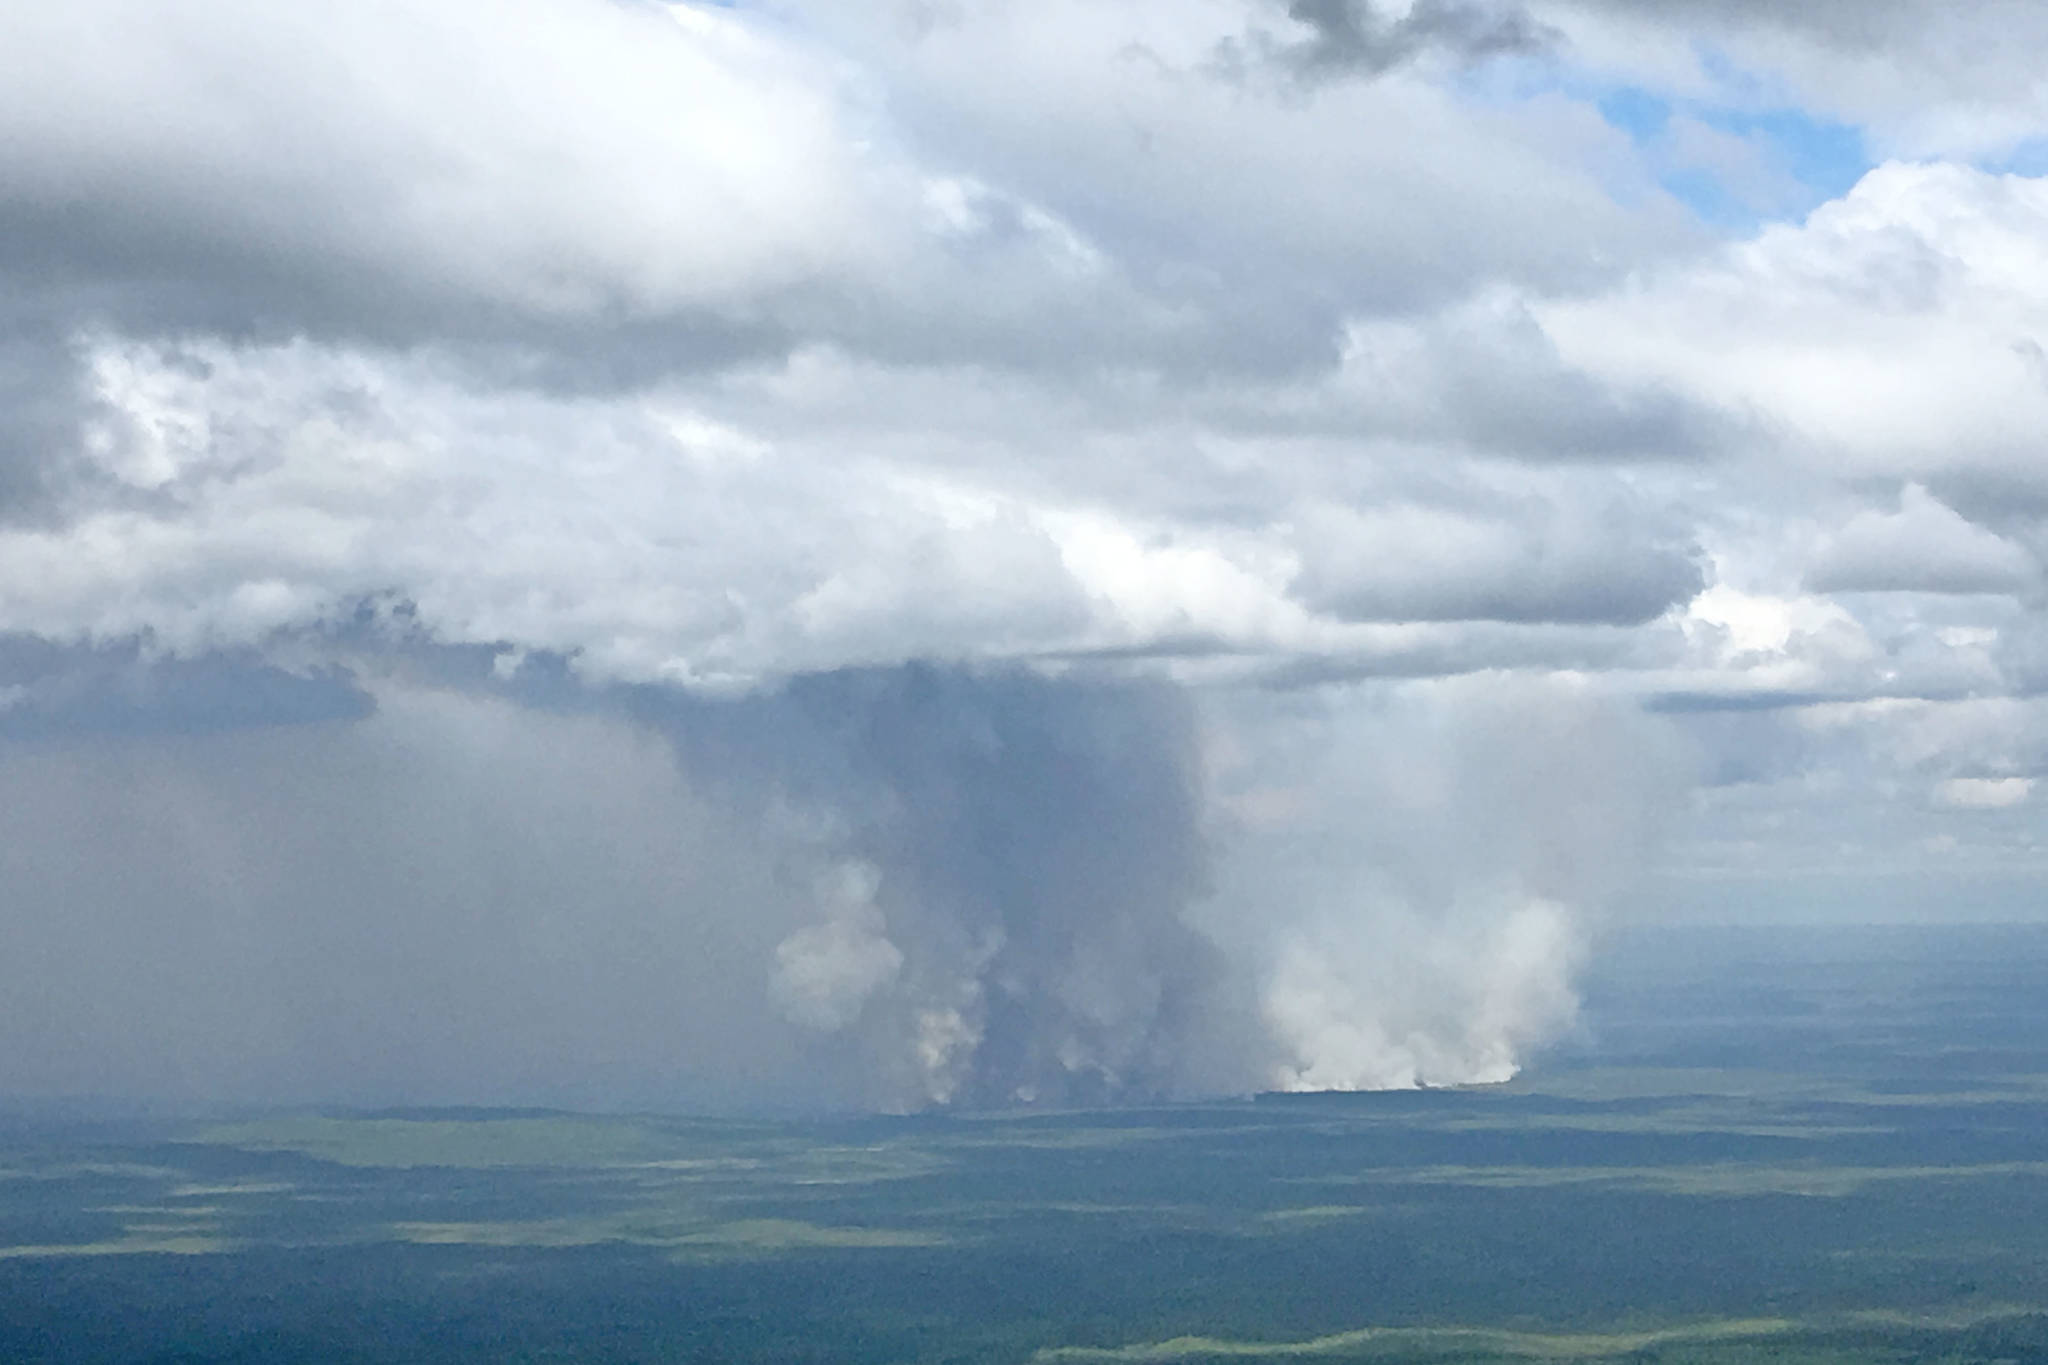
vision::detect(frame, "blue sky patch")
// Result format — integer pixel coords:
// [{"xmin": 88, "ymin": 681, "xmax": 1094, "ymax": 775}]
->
[{"xmin": 1593, "ymin": 83, "xmax": 1870, "ymax": 230}]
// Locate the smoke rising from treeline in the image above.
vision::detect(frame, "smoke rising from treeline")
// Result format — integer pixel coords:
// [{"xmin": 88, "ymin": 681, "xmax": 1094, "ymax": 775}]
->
[{"xmin": 0, "ymin": 660, "xmax": 1679, "ymax": 1113}]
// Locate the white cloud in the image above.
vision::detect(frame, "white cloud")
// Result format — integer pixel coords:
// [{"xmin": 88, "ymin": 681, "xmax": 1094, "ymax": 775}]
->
[
  {"xmin": 0, "ymin": 0, "xmax": 882, "ymax": 335},
  {"xmin": 1933, "ymin": 776, "xmax": 2034, "ymax": 809},
  {"xmin": 1290, "ymin": 492, "xmax": 1701, "ymax": 625},
  {"xmin": 1545, "ymin": 163, "xmax": 2048, "ymax": 489}
]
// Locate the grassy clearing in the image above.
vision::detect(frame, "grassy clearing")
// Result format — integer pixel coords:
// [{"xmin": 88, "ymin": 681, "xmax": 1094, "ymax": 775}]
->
[
  {"xmin": 1289, "ymin": 1160, "xmax": 2048, "ymax": 1197},
  {"xmin": 0, "ymin": 1233, "xmax": 237, "ymax": 1259},
  {"xmin": 1256, "ymin": 1205, "xmax": 1380, "ymax": 1224},
  {"xmin": 1506, "ymin": 1066, "xmax": 2048, "ymax": 1110},
  {"xmin": 166, "ymin": 1180, "xmax": 297, "ymax": 1197},
  {"xmin": 385, "ymin": 1214, "xmax": 946, "ymax": 1257},
  {"xmin": 933, "ymin": 1127, "xmax": 1199, "ymax": 1152},
  {"xmin": 193, "ymin": 1116, "xmax": 954, "ymax": 1187},
  {"xmin": 1032, "ymin": 1316, "xmax": 1800, "ymax": 1362},
  {"xmin": 195, "ymin": 1116, "xmax": 687, "ymax": 1168},
  {"xmin": 1426, "ymin": 1113, "xmax": 1891, "ymax": 1140},
  {"xmin": 668, "ymin": 1217, "xmax": 947, "ymax": 1255}
]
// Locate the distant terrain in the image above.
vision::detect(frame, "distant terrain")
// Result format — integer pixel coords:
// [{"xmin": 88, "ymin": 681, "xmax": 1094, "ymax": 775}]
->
[{"xmin": 6, "ymin": 923, "xmax": 2048, "ymax": 1364}]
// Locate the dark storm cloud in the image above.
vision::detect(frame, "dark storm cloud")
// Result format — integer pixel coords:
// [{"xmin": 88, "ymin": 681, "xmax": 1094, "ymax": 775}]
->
[{"xmin": 1275, "ymin": 0, "xmax": 1556, "ymax": 77}]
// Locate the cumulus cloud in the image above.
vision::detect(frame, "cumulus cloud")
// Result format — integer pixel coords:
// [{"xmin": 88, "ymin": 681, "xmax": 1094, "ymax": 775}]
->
[
  {"xmin": 802, "ymin": 0, "xmax": 1697, "ymax": 351},
  {"xmin": 1256, "ymin": 0, "xmax": 1557, "ymax": 79},
  {"xmin": 1933, "ymin": 775, "xmax": 2034, "ymax": 809},
  {"xmin": 1544, "ymin": 163, "xmax": 2048, "ymax": 488},
  {"xmin": 0, "ymin": 0, "xmax": 873, "ymax": 344},
  {"xmin": 1272, "ymin": 291, "xmax": 1737, "ymax": 458},
  {"xmin": 1807, "ymin": 484, "xmax": 2040, "ymax": 595},
  {"xmin": 0, "ymin": 333, "xmax": 1726, "ymax": 687},
  {"xmin": 1290, "ymin": 492, "xmax": 1701, "ymax": 625}
]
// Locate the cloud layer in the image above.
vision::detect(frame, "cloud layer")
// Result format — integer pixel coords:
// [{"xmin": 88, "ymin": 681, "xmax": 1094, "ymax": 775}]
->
[{"xmin": 4, "ymin": 0, "xmax": 2048, "ymax": 1110}]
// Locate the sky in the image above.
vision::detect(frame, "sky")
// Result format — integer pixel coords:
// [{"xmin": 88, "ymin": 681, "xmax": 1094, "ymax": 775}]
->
[{"xmin": 4, "ymin": 0, "xmax": 2048, "ymax": 1113}]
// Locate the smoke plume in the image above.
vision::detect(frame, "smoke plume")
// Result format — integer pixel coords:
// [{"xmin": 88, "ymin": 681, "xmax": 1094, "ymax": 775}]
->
[{"xmin": 0, "ymin": 656, "xmax": 1679, "ymax": 1112}]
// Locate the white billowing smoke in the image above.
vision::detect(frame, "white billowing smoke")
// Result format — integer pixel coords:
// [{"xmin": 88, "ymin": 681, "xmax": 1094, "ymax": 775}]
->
[
  {"xmin": 770, "ymin": 861, "xmax": 902, "ymax": 1032},
  {"xmin": 1198, "ymin": 673, "xmax": 1683, "ymax": 1094},
  {"xmin": 1263, "ymin": 896, "xmax": 1581, "ymax": 1090},
  {"xmin": 766, "ymin": 856, "xmax": 998, "ymax": 1107}
]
